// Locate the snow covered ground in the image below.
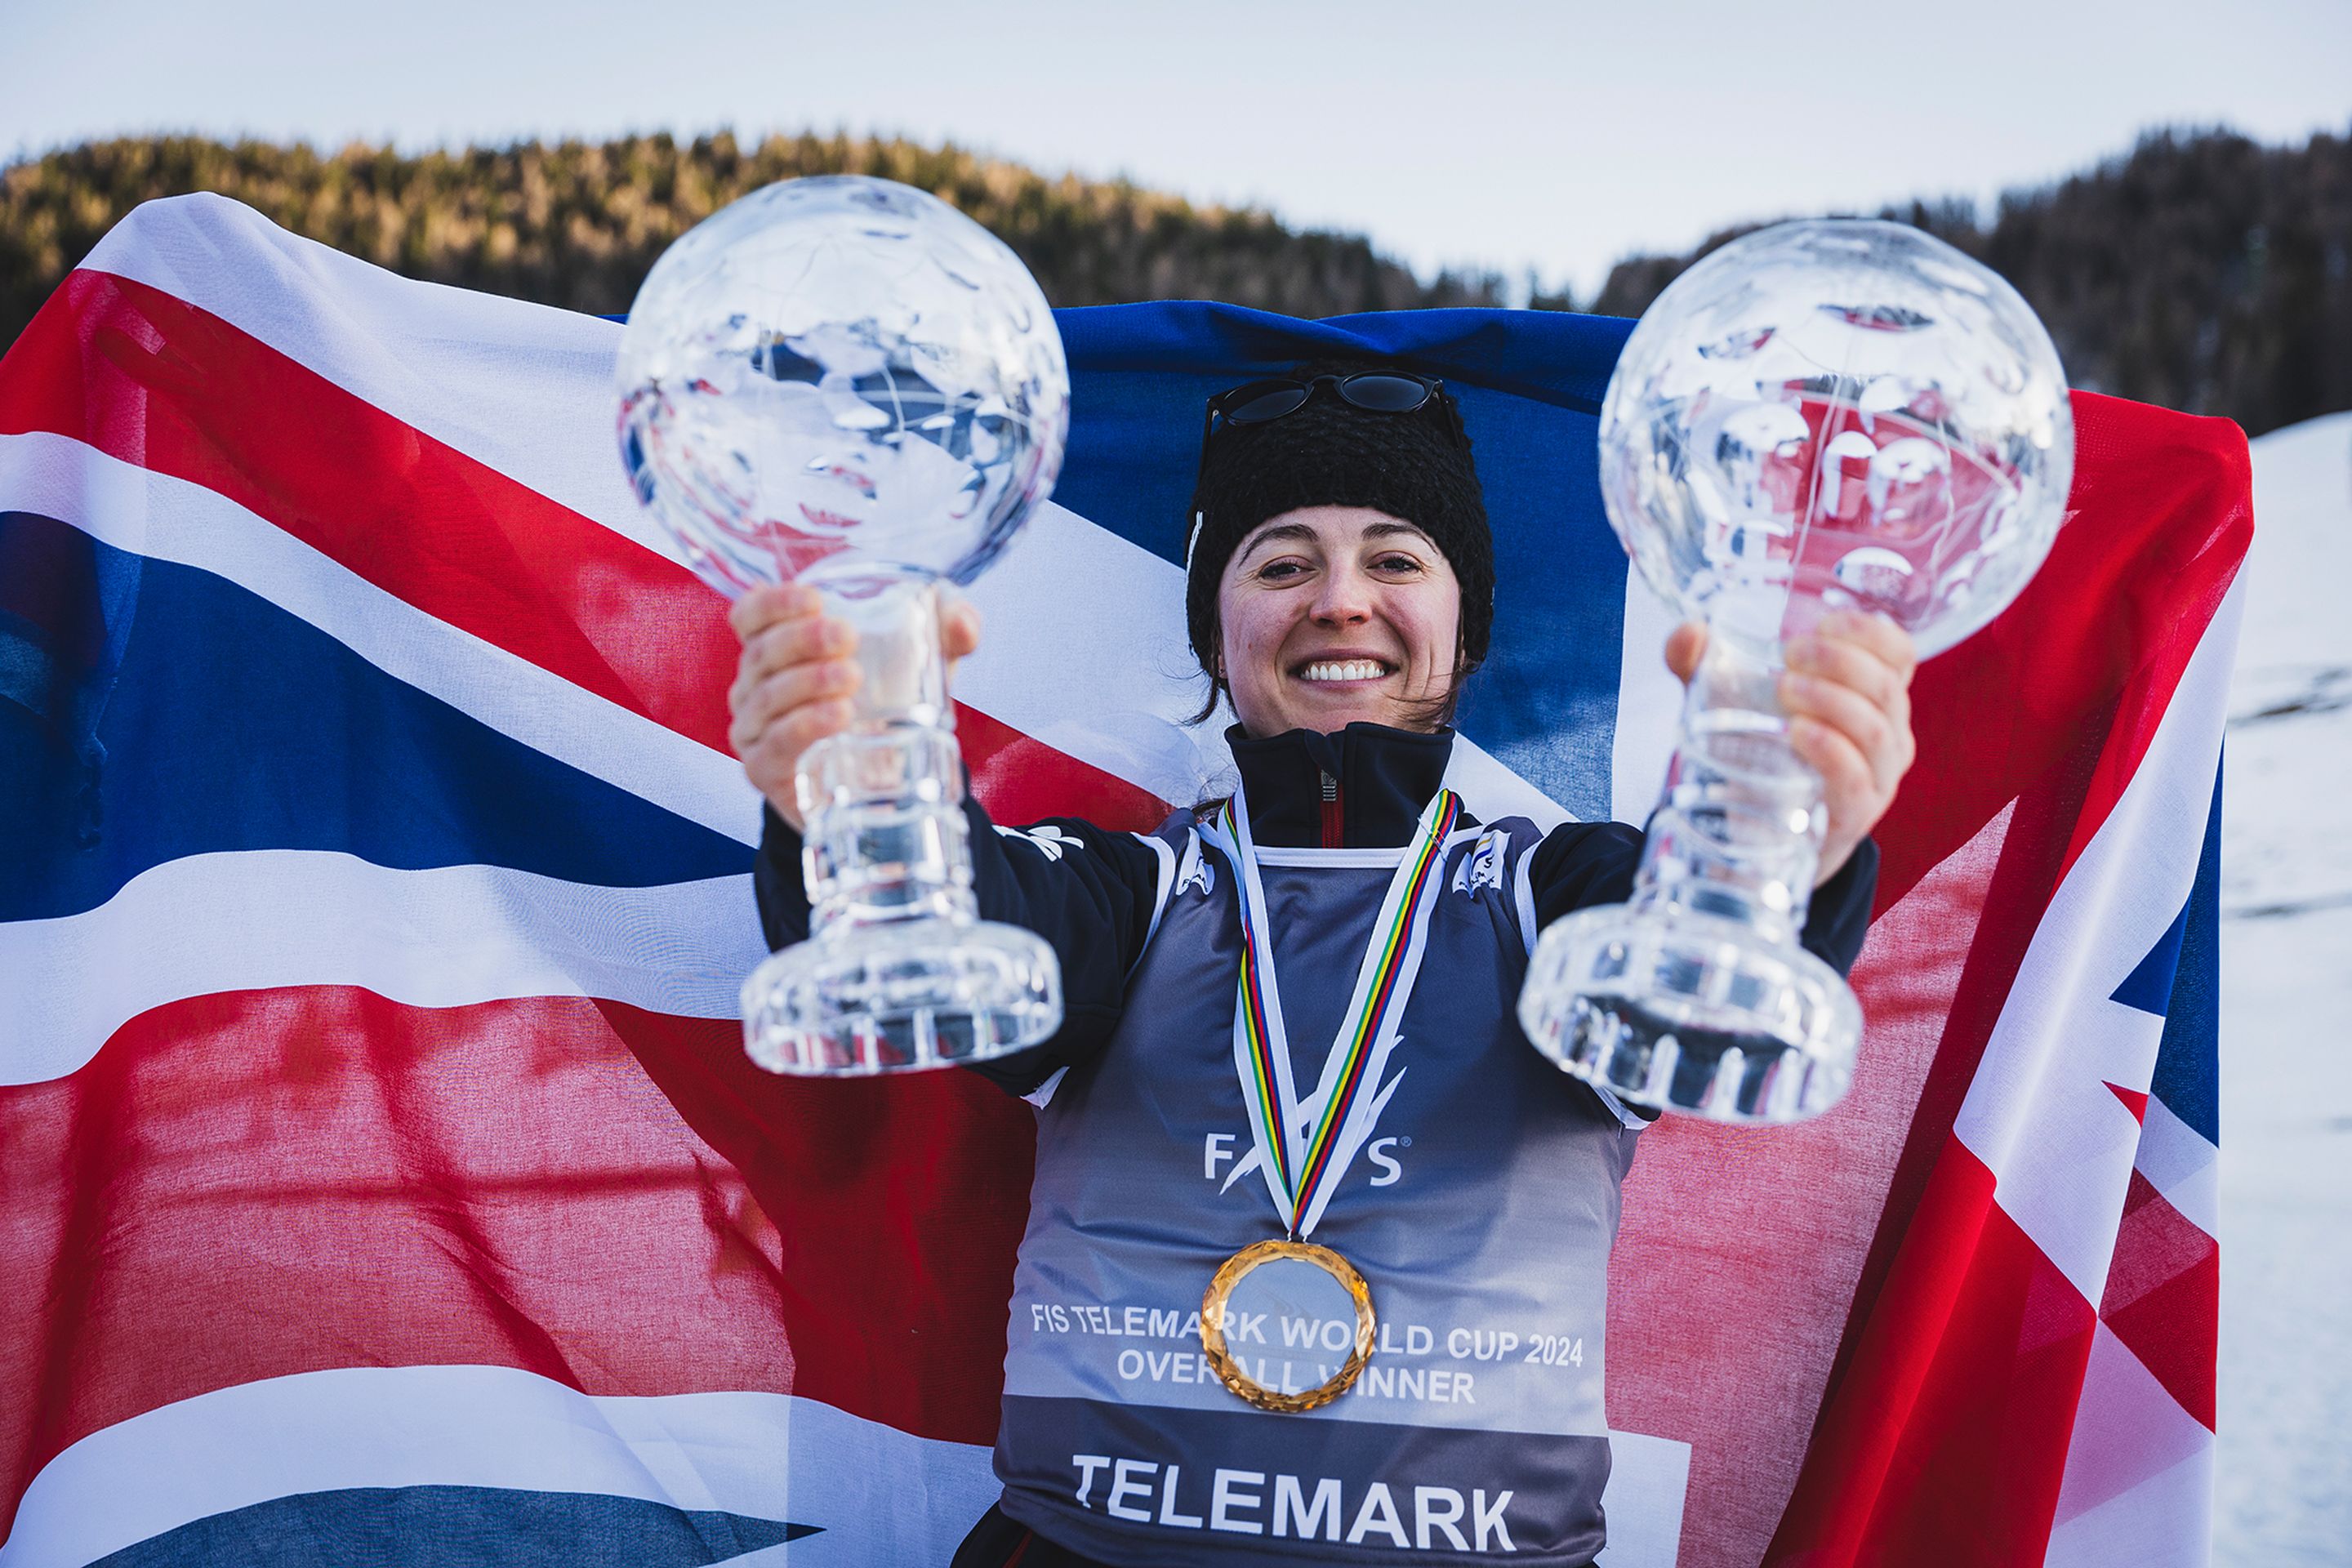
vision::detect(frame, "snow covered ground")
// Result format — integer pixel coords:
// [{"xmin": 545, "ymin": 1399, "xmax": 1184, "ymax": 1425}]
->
[{"xmin": 2215, "ymin": 410, "xmax": 2352, "ymax": 1566}]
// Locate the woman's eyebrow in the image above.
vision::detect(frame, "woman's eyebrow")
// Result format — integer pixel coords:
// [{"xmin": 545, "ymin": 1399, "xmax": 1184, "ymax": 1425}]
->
[
  {"xmin": 1364, "ymin": 522, "xmax": 1436, "ymax": 544},
  {"xmin": 1235, "ymin": 522, "xmax": 1317, "ymax": 565}
]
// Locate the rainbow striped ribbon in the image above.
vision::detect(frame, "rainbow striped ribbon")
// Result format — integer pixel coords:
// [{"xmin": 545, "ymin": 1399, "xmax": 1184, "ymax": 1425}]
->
[{"xmin": 1204, "ymin": 782, "xmax": 1463, "ymax": 1240}]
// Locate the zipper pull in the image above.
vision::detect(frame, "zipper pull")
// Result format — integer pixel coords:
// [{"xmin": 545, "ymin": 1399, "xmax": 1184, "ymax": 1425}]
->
[{"xmin": 1320, "ymin": 770, "xmax": 1343, "ymax": 849}]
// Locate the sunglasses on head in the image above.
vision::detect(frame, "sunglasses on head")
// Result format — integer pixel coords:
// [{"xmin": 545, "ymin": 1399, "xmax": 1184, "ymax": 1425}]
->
[
  {"xmin": 1196, "ymin": 371, "xmax": 1463, "ymax": 476},
  {"xmin": 1214, "ymin": 369, "xmax": 1452, "ymax": 423}
]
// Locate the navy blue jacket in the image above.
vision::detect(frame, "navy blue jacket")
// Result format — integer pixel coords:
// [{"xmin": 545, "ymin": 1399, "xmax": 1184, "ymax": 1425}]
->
[{"xmin": 753, "ymin": 721, "xmax": 1877, "ymax": 1098}]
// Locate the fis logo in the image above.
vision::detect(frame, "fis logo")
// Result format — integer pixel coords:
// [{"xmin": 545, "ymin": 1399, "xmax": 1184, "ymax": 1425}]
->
[
  {"xmin": 1204, "ymin": 1125, "xmax": 1410, "ymax": 1191},
  {"xmin": 1451, "ymin": 830, "xmax": 1509, "ymax": 897},
  {"xmin": 1178, "ymin": 841, "xmax": 1217, "ymax": 898},
  {"xmin": 1203, "ymin": 1059, "xmax": 1411, "ymax": 1193}
]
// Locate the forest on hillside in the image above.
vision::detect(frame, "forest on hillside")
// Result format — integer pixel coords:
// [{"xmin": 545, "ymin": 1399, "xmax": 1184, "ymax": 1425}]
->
[
  {"xmin": 0, "ymin": 132, "xmax": 1505, "ymax": 339},
  {"xmin": 1590, "ymin": 127, "xmax": 2352, "ymax": 441},
  {"xmin": 2, "ymin": 125, "xmax": 2345, "ymax": 436}
]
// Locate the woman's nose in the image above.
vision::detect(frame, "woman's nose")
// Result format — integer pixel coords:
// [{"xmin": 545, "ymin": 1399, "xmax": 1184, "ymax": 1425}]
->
[{"xmin": 1311, "ymin": 564, "xmax": 1374, "ymax": 623}]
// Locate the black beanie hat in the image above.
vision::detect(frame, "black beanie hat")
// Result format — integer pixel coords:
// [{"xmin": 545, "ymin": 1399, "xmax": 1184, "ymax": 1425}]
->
[{"xmin": 1183, "ymin": 364, "xmax": 1495, "ymax": 691}]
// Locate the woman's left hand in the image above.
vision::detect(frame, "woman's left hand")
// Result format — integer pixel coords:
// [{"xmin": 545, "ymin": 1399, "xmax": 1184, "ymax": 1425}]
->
[{"xmin": 1664, "ymin": 612, "xmax": 1920, "ymax": 885}]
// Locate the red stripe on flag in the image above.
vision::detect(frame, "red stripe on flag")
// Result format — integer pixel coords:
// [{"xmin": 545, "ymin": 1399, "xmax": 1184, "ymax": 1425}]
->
[
  {"xmin": 0, "ymin": 270, "xmax": 740, "ymax": 755},
  {"xmin": 1763, "ymin": 704, "xmax": 2163, "ymax": 1561},
  {"xmin": 2098, "ymin": 1171, "xmax": 2218, "ymax": 1431},
  {"xmin": 0, "ymin": 269, "xmax": 1169, "ymax": 832},
  {"xmin": 1869, "ymin": 395, "xmax": 2250, "ymax": 911},
  {"xmin": 1762, "ymin": 400, "xmax": 2247, "ymax": 1555},
  {"xmin": 0, "ymin": 986, "xmax": 1036, "ymax": 1539},
  {"xmin": 959, "ymin": 702, "xmax": 1170, "ymax": 833},
  {"xmin": 1766, "ymin": 1144, "xmax": 2097, "ymax": 1565},
  {"xmin": 1809, "ymin": 735, "xmax": 2094, "ymax": 1439}
]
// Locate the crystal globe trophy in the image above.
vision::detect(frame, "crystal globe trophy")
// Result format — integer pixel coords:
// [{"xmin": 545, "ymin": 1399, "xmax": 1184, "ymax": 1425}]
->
[
  {"xmin": 615, "ymin": 175, "xmax": 1070, "ymax": 1076},
  {"xmin": 1518, "ymin": 220, "xmax": 2073, "ymax": 1122}
]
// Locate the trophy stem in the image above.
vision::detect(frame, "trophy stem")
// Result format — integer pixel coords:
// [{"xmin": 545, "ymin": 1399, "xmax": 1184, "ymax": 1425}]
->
[
  {"xmin": 1635, "ymin": 636, "xmax": 1825, "ymax": 945},
  {"xmin": 1518, "ymin": 630, "xmax": 1860, "ymax": 1123},
  {"xmin": 796, "ymin": 571, "xmax": 975, "ymax": 935},
  {"xmin": 741, "ymin": 568, "xmax": 1062, "ymax": 1076}
]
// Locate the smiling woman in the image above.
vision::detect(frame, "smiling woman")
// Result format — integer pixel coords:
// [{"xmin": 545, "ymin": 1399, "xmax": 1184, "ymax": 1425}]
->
[
  {"xmin": 1213, "ymin": 506, "xmax": 1462, "ymax": 737},
  {"xmin": 1181, "ymin": 363, "xmax": 1494, "ymax": 737},
  {"xmin": 729, "ymin": 361, "xmax": 1916, "ymax": 1568}
]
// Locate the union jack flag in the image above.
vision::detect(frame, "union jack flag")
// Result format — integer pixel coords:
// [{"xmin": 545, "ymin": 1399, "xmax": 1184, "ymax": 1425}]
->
[{"xmin": 0, "ymin": 194, "xmax": 2247, "ymax": 1566}]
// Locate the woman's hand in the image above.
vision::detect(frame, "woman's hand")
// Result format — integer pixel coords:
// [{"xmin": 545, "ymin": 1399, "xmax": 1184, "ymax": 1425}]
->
[
  {"xmin": 1664, "ymin": 611, "xmax": 1919, "ymax": 885},
  {"xmin": 727, "ymin": 583, "xmax": 982, "ymax": 831}
]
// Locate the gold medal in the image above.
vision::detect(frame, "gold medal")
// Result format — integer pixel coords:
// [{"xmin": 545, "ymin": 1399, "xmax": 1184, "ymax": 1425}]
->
[
  {"xmin": 1194, "ymin": 785, "xmax": 1457, "ymax": 1414},
  {"xmin": 1199, "ymin": 1239, "xmax": 1375, "ymax": 1413}
]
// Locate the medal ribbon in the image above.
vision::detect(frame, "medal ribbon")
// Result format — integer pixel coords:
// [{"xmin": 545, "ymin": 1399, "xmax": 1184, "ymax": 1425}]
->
[{"xmin": 1202, "ymin": 780, "xmax": 1462, "ymax": 1239}]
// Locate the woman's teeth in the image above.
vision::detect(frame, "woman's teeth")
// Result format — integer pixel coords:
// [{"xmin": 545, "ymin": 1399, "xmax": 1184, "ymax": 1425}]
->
[{"xmin": 1301, "ymin": 660, "xmax": 1388, "ymax": 684}]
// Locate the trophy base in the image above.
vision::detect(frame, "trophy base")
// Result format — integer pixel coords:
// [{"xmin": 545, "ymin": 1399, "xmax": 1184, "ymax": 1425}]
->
[
  {"xmin": 742, "ymin": 918, "xmax": 1062, "ymax": 1076},
  {"xmin": 1518, "ymin": 905, "xmax": 1860, "ymax": 1123}
]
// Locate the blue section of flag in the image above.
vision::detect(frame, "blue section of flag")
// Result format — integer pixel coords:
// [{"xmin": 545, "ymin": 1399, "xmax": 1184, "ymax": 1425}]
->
[
  {"xmin": 1054, "ymin": 303, "xmax": 1638, "ymax": 821},
  {"xmin": 2147, "ymin": 759, "xmax": 2224, "ymax": 1145},
  {"xmin": 2111, "ymin": 890, "xmax": 2194, "ymax": 1018},
  {"xmin": 90, "ymin": 1486, "xmax": 817, "ymax": 1566},
  {"xmin": 0, "ymin": 519, "xmax": 751, "ymax": 924}
]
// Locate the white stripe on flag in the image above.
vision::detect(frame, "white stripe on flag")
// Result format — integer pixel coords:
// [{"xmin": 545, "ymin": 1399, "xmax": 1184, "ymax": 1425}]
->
[
  {"xmin": 2042, "ymin": 1321, "xmax": 2215, "ymax": 1566},
  {"xmin": 72, "ymin": 194, "xmax": 1573, "ymax": 831},
  {"xmin": 2134, "ymin": 1094, "xmax": 2219, "ymax": 1236},
  {"xmin": 1953, "ymin": 576, "xmax": 2243, "ymax": 1304},
  {"xmin": 1610, "ymin": 568, "xmax": 1683, "ymax": 826},
  {"xmin": 0, "ymin": 1359, "xmax": 1695, "ymax": 1568},
  {"xmin": 0, "ymin": 430, "xmax": 761, "ymax": 849},
  {"xmin": 0, "ymin": 853, "xmax": 757, "ymax": 1086},
  {"xmin": 1593, "ymin": 1432, "xmax": 1692, "ymax": 1568},
  {"xmin": 0, "ymin": 1366, "xmax": 996, "ymax": 1568},
  {"xmin": 81, "ymin": 194, "xmax": 670, "ymax": 564},
  {"xmin": 959, "ymin": 497, "xmax": 1230, "ymax": 808},
  {"xmin": 1446, "ymin": 735, "xmax": 1574, "ymax": 833}
]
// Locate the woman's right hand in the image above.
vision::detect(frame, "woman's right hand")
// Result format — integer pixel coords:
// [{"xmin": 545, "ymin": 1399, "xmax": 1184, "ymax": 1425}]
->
[{"xmin": 727, "ymin": 583, "xmax": 982, "ymax": 831}]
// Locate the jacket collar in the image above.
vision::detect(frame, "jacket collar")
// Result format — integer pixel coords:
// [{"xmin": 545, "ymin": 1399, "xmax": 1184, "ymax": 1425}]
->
[{"xmin": 1225, "ymin": 722, "xmax": 1457, "ymax": 849}]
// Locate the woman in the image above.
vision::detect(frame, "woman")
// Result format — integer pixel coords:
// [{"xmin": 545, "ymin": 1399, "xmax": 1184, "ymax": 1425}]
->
[{"xmin": 731, "ymin": 368, "xmax": 1916, "ymax": 1566}]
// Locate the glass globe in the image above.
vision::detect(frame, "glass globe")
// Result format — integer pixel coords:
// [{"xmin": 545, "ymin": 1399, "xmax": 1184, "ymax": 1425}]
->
[
  {"xmin": 615, "ymin": 175, "xmax": 1070, "ymax": 598},
  {"xmin": 612, "ymin": 175, "xmax": 1071, "ymax": 1078},
  {"xmin": 1522, "ymin": 220, "xmax": 2074, "ymax": 1125},
  {"xmin": 1598, "ymin": 220, "xmax": 2073, "ymax": 664}
]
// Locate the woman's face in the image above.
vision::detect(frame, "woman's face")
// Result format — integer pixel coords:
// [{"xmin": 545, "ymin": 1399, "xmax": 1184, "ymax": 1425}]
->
[{"xmin": 1215, "ymin": 506, "xmax": 1463, "ymax": 738}]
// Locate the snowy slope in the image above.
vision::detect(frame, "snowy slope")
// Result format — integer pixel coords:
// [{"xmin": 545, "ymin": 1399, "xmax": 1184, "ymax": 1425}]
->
[{"xmin": 2214, "ymin": 410, "xmax": 2352, "ymax": 1567}]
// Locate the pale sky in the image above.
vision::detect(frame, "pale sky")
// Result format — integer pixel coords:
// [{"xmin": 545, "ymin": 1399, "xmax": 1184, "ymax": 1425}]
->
[{"xmin": 5, "ymin": 0, "xmax": 2347, "ymax": 297}]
